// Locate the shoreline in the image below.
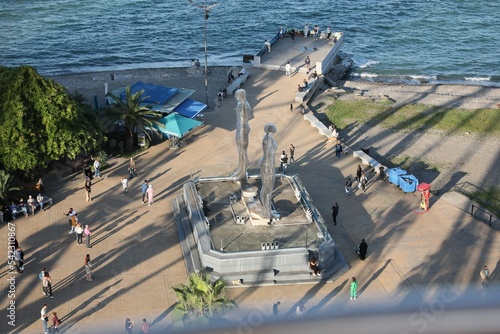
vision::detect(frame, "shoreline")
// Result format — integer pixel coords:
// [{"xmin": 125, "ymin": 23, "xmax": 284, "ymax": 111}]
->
[{"xmin": 45, "ymin": 66, "xmax": 500, "ymax": 111}]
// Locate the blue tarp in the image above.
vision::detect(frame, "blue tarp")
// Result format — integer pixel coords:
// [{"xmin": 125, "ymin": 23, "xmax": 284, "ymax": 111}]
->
[
  {"xmin": 120, "ymin": 81, "xmax": 179, "ymax": 105},
  {"xmin": 173, "ymin": 98, "xmax": 207, "ymax": 118}
]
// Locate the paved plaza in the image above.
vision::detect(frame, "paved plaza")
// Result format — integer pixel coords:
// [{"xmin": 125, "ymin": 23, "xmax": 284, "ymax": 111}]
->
[{"xmin": 1, "ymin": 36, "xmax": 499, "ymax": 334}]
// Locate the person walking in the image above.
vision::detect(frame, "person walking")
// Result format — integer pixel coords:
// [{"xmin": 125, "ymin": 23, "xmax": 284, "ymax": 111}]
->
[
  {"xmin": 289, "ymin": 144, "xmax": 295, "ymax": 163},
  {"xmin": 147, "ymin": 184, "xmax": 154, "ymax": 206},
  {"xmin": 42, "ymin": 272, "xmax": 54, "ymax": 298},
  {"xmin": 84, "ymin": 225, "xmax": 92, "ymax": 248},
  {"xmin": 39, "ymin": 268, "xmax": 47, "ymax": 294},
  {"xmin": 359, "ymin": 239, "xmax": 368, "ymax": 261},
  {"xmin": 304, "ymin": 55, "xmax": 311, "ymax": 74},
  {"xmin": 125, "ymin": 318, "xmax": 134, "ymax": 334},
  {"xmin": 64, "ymin": 208, "xmax": 76, "ymax": 233},
  {"xmin": 70, "ymin": 213, "xmax": 78, "ymax": 234},
  {"xmin": 331, "ymin": 202, "xmax": 339, "ymax": 225},
  {"xmin": 36, "ymin": 177, "xmax": 45, "ymax": 193},
  {"xmin": 75, "ymin": 223, "xmax": 84, "ymax": 245},
  {"xmin": 359, "ymin": 172, "xmax": 368, "ymax": 194},
  {"xmin": 480, "ymin": 265, "xmax": 490, "ymax": 289},
  {"xmin": 14, "ymin": 246, "xmax": 25, "ymax": 272},
  {"xmin": 227, "ymin": 69, "xmax": 235, "ymax": 83},
  {"xmin": 285, "ymin": 62, "xmax": 291, "ymax": 76},
  {"xmin": 295, "ymin": 302, "xmax": 306, "ymax": 318},
  {"xmin": 142, "ymin": 318, "xmax": 151, "ymax": 334},
  {"xmin": 85, "ymin": 179, "xmax": 92, "ymax": 202},
  {"xmin": 272, "ymin": 301, "xmax": 281, "ymax": 320},
  {"xmin": 141, "ymin": 180, "xmax": 149, "ymax": 204},
  {"xmin": 356, "ymin": 165, "xmax": 362, "ymax": 182},
  {"xmin": 335, "ymin": 141, "xmax": 343, "ymax": 157},
  {"xmin": 345, "ymin": 178, "xmax": 352, "ymax": 198},
  {"xmin": 41, "ymin": 304, "xmax": 49, "ymax": 333},
  {"xmin": 51, "ymin": 311, "xmax": 61, "ymax": 333},
  {"xmin": 128, "ymin": 158, "xmax": 137, "ymax": 179},
  {"xmin": 121, "ymin": 176, "xmax": 129, "ymax": 194},
  {"xmin": 85, "ymin": 254, "xmax": 93, "ymax": 281},
  {"xmin": 93, "ymin": 158, "xmax": 101, "ymax": 178},
  {"xmin": 350, "ymin": 277, "xmax": 358, "ymax": 300},
  {"xmin": 279, "ymin": 151, "xmax": 288, "ymax": 173},
  {"xmin": 303, "ymin": 23, "xmax": 309, "ymax": 38}
]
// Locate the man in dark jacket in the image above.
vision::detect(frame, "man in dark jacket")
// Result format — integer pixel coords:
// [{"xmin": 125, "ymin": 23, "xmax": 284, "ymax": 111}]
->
[
  {"xmin": 359, "ymin": 239, "xmax": 368, "ymax": 261},
  {"xmin": 331, "ymin": 202, "xmax": 339, "ymax": 225}
]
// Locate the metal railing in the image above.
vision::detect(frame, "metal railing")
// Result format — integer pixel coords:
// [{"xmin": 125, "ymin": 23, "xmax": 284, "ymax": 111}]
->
[
  {"xmin": 452, "ymin": 181, "xmax": 500, "ymax": 227},
  {"xmin": 471, "ymin": 204, "xmax": 495, "ymax": 227}
]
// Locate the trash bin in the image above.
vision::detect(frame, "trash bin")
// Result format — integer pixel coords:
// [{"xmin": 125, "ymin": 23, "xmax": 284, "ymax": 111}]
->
[
  {"xmin": 399, "ymin": 174, "xmax": 419, "ymax": 193},
  {"xmin": 388, "ymin": 167, "xmax": 407, "ymax": 186}
]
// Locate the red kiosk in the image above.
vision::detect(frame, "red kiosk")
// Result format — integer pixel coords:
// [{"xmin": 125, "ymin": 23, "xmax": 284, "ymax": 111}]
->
[{"xmin": 414, "ymin": 183, "xmax": 431, "ymax": 214}]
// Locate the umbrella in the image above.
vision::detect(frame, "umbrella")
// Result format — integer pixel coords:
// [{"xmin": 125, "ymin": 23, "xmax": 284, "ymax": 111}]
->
[{"xmin": 156, "ymin": 112, "xmax": 203, "ymax": 138}]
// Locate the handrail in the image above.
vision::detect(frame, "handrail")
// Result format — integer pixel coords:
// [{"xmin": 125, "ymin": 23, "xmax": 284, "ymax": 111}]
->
[{"xmin": 471, "ymin": 204, "xmax": 495, "ymax": 227}]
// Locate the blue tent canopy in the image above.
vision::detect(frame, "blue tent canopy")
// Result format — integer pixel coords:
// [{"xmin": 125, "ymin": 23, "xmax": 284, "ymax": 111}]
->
[
  {"xmin": 155, "ymin": 112, "xmax": 203, "ymax": 138},
  {"xmin": 173, "ymin": 98, "xmax": 207, "ymax": 118},
  {"xmin": 120, "ymin": 81, "xmax": 179, "ymax": 105}
]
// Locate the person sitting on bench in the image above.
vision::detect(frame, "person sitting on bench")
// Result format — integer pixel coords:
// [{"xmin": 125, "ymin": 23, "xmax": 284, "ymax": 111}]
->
[{"xmin": 238, "ymin": 67, "xmax": 246, "ymax": 77}]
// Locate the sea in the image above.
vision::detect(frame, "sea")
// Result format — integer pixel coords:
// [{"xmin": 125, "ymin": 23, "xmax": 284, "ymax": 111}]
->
[{"xmin": 1, "ymin": 0, "xmax": 499, "ymax": 86}]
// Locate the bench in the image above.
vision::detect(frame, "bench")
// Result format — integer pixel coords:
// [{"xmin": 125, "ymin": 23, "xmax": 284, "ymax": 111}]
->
[
  {"xmin": 33, "ymin": 196, "xmax": 53, "ymax": 213},
  {"xmin": 352, "ymin": 150, "xmax": 385, "ymax": 173},
  {"xmin": 227, "ymin": 71, "xmax": 251, "ymax": 95},
  {"xmin": 303, "ymin": 113, "xmax": 336, "ymax": 141},
  {"xmin": 295, "ymin": 77, "xmax": 322, "ymax": 103}
]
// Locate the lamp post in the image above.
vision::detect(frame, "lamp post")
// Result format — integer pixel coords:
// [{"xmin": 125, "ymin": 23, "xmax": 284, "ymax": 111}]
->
[
  {"xmin": 188, "ymin": 0, "xmax": 218, "ymax": 106},
  {"xmin": 203, "ymin": 2, "xmax": 209, "ymax": 106}
]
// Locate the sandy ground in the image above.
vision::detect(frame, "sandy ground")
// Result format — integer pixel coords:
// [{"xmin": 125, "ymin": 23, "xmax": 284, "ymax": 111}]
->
[
  {"xmin": 47, "ymin": 68, "xmax": 500, "ymax": 195},
  {"xmin": 313, "ymin": 80, "xmax": 500, "ymax": 194}
]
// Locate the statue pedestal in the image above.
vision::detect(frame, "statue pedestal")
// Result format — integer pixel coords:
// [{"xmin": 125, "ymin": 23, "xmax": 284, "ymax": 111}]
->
[
  {"xmin": 243, "ymin": 196, "xmax": 270, "ymax": 226},
  {"xmin": 240, "ymin": 183, "xmax": 267, "ymax": 226}
]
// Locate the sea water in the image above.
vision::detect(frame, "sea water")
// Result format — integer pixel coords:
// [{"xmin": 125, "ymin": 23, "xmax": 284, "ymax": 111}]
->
[{"xmin": 1, "ymin": 0, "xmax": 499, "ymax": 86}]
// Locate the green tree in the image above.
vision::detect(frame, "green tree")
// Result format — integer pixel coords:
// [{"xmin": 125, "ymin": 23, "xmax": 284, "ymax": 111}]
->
[
  {"xmin": 172, "ymin": 272, "xmax": 237, "ymax": 327},
  {"xmin": 0, "ymin": 170, "xmax": 20, "ymax": 204},
  {"xmin": 104, "ymin": 87, "xmax": 162, "ymax": 151},
  {"xmin": 0, "ymin": 66, "xmax": 102, "ymax": 171}
]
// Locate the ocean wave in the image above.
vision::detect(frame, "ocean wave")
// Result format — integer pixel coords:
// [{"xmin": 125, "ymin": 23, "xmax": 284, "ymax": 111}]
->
[
  {"xmin": 409, "ymin": 75, "xmax": 437, "ymax": 81},
  {"xmin": 351, "ymin": 55, "xmax": 380, "ymax": 69},
  {"xmin": 464, "ymin": 76, "xmax": 491, "ymax": 82}
]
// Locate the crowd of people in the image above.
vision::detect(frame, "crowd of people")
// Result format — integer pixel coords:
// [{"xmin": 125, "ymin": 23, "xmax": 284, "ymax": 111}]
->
[{"xmin": 4, "ymin": 154, "xmax": 159, "ymax": 333}]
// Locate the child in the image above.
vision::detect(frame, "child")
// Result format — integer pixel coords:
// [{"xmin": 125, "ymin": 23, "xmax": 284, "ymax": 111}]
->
[
  {"xmin": 121, "ymin": 176, "xmax": 128, "ymax": 194},
  {"xmin": 51, "ymin": 312, "xmax": 61, "ymax": 333}
]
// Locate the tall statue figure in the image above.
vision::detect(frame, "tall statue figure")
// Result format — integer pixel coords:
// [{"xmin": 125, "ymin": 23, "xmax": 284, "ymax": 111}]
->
[
  {"xmin": 258, "ymin": 123, "xmax": 278, "ymax": 220},
  {"xmin": 231, "ymin": 89, "xmax": 252, "ymax": 182}
]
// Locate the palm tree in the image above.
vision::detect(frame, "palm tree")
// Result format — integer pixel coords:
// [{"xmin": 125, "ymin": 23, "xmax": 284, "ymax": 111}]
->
[
  {"xmin": 104, "ymin": 87, "xmax": 162, "ymax": 151},
  {"xmin": 0, "ymin": 170, "xmax": 20, "ymax": 204},
  {"xmin": 172, "ymin": 271, "xmax": 237, "ymax": 327}
]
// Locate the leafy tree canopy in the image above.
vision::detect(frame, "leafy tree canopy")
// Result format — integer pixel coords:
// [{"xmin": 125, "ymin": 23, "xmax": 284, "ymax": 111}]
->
[{"xmin": 0, "ymin": 66, "xmax": 102, "ymax": 171}]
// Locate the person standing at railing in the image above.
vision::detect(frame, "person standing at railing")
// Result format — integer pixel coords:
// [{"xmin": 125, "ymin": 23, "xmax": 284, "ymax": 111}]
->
[{"xmin": 264, "ymin": 39, "xmax": 271, "ymax": 52}]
